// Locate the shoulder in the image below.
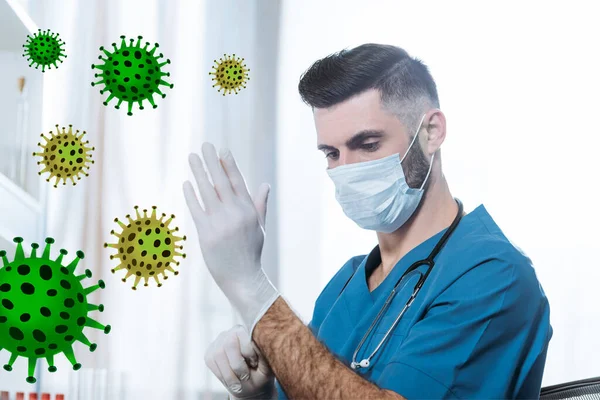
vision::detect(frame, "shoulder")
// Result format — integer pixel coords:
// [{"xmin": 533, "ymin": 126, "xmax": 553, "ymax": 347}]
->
[{"xmin": 441, "ymin": 204, "xmax": 541, "ymax": 287}]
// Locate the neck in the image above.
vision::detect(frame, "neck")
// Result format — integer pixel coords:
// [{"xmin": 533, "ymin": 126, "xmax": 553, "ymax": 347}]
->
[{"xmin": 375, "ymin": 171, "xmax": 457, "ymax": 277}]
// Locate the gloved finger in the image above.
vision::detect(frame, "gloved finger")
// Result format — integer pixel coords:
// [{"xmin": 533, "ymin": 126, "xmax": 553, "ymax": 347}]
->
[
  {"xmin": 252, "ymin": 183, "xmax": 270, "ymax": 228},
  {"xmin": 234, "ymin": 326, "xmax": 259, "ymax": 367},
  {"xmin": 188, "ymin": 153, "xmax": 220, "ymax": 212},
  {"xmin": 183, "ymin": 181, "xmax": 207, "ymax": 228},
  {"xmin": 224, "ymin": 335, "xmax": 251, "ymax": 381},
  {"xmin": 205, "ymin": 353, "xmax": 226, "ymax": 388},
  {"xmin": 219, "ymin": 148, "xmax": 253, "ymax": 204},
  {"xmin": 213, "ymin": 349, "xmax": 243, "ymax": 395},
  {"xmin": 201, "ymin": 142, "xmax": 235, "ymax": 203}
]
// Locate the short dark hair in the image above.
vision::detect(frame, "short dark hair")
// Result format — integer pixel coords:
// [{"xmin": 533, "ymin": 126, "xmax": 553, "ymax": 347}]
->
[{"xmin": 298, "ymin": 43, "xmax": 440, "ymax": 134}]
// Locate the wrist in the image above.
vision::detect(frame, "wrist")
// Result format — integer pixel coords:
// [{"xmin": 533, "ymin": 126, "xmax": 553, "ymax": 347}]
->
[{"xmin": 233, "ymin": 269, "xmax": 280, "ymax": 336}]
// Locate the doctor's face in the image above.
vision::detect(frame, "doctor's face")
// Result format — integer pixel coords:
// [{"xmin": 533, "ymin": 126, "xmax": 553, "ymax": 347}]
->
[{"xmin": 314, "ymin": 88, "xmax": 430, "ymax": 188}]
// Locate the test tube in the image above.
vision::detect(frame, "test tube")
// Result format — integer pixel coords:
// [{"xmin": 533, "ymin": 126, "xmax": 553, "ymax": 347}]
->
[
  {"xmin": 16, "ymin": 393, "xmax": 24, "ymax": 400},
  {"xmin": 29, "ymin": 394, "xmax": 38, "ymax": 400},
  {"xmin": 0, "ymin": 391, "xmax": 8, "ymax": 400},
  {"xmin": 41, "ymin": 394, "xmax": 50, "ymax": 400},
  {"xmin": 56, "ymin": 395, "xmax": 65, "ymax": 400}
]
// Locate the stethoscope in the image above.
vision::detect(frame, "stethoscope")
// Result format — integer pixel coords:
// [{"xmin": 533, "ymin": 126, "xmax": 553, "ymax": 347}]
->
[{"xmin": 337, "ymin": 198, "xmax": 464, "ymax": 371}]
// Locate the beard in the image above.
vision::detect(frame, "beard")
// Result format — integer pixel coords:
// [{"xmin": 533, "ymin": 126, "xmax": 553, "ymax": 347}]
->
[{"xmin": 402, "ymin": 138, "xmax": 431, "ymax": 190}]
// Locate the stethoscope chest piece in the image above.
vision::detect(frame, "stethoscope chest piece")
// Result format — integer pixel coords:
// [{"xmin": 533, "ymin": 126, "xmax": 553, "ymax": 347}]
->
[{"xmin": 350, "ymin": 359, "xmax": 370, "ymax": 370}]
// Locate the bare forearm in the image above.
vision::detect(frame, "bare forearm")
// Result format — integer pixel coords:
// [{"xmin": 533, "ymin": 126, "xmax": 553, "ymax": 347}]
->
[{"xmin": 252, "ymin": 297, "xmax": 404, "ymax": 400}]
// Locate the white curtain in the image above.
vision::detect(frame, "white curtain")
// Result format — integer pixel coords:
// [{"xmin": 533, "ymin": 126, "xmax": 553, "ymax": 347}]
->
[
  {"xmin": 277, "ymin": 0, "xmax": 600, "ymax": 387},
  {"xmin": 17, "ymin": 0, "xmax": 280, "ymax": 398}
]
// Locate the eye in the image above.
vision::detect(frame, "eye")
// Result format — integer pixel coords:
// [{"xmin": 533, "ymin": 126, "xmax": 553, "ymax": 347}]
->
[
  {"xmin": 325, "ymin": 150, "xmax": 339, "ymax": 160},
  {"xmin": 361, "ymin": 142, "xmax": 380, "ymax": 152}
]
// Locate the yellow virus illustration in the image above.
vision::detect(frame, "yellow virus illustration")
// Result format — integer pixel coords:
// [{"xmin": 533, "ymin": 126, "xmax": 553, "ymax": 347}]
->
[
  {"xmin": 104, "ymin": 206, "xmax": 186, "ymax": 290},
  {"xmin": 209, "ymin": 53, "xmax": 250, "ymax": 95},
  {"xmin": 33, "ymin": 125, "xmax": 95, "ymax": 188}
]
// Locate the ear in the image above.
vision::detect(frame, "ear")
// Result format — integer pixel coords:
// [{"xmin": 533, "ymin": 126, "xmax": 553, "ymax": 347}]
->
[{"xmin": 421, "ymin": 109, "xmax": 447, "ymax": 155}]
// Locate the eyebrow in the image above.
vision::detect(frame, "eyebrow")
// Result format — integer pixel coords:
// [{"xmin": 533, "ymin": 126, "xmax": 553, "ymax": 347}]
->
[{"xmin": 317, "ymin": 129, "xmax": 385, "ymax": 152}]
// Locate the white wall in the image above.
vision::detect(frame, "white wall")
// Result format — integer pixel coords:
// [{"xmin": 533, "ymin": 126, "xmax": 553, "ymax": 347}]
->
[{"xmin": 277, "ymin": 0, "xmax": 600, "ymax": 386}]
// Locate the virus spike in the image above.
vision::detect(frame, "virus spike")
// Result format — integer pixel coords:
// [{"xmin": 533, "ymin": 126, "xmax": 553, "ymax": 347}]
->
[
  {"xmin": 77, "ymin": 332, "xmax": 97, "ymax": 352},
  {"xmin": 84, "ymin": 317, "xmax": 111, "ymax": 334},
  {"xmin": 0, "ymin": 251, "xmax": 8, "ymax": 266},
  {"xmin": 55, "ymin": 248, "xmax": 67, "ymax": 265},
  {"xmin": 3, "ymin": 352, "xmax": 18, "ymax": 371},
  {"xmin": 77, "ymin": 269, "xmax": 92, "ymax": 281},
  {"xmin": 46, "ymin": 354, "xmax": 57, "ymax": 372},
  {"xmin": 41, "ymin": 237, "xmax": 54, "ymax": 259},
  {"xmin": 106, "ymin": 206, "xmax": 186, "ymax": 289},
  {"xmin": 13, "ymin": 237, "xmax": 25, "ymax": 261},
  {"xmin": 30, "ymin": 243, "xmax": 39, "ymax": 259},
  {"xmin": 27, "ymin": 357, "xmax": 37, "ymax": 383},
  {"xmin": 121, "ymin": 269, "xmax": 134, "ymax": 282},
  {"xmin": 0, "ymin": 237, "xmax": 109, "ymax": 383},
  {"xmin": 131, "ymin": 274, "xmax": 142, "ymax": 290},
  {"xmin": 92, "ymin": 35, "xmax": 173, "ymax": 115},
  {"xmin": 66, "ymin": 250, "xmax": 85, "ymax": 274},
  {"xmin": 83, "ymin": 280, "xmax": 105, "ymax": 296},
  {"xmin": 115, "ymin": 218, "xmax": 127, "ymax": 230},
  {"xmin": 62, "ymin": 344, "xmax": 81, "ymax": 370},
  {"xmin": 87, "ymin": 303, "xmax": 104, "ymax": 312},
  {"xmin": 33, "ymin": 125, "xmax": 95, "ymax": 188},
  {"xmin": 22, "ymin": 29, "xmax": 67, "ymax": 72}
]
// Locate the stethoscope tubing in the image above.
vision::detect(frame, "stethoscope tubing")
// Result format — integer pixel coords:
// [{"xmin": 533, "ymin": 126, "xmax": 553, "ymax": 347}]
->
[{"xmin": 349, "ymin": 198, "xmax": 464, "ymax": 370}]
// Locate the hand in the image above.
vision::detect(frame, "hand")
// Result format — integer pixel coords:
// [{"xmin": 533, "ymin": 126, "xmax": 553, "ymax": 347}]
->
[
  {"xmin": 183, "ymin": 143, "xmax": 280, "ymax": 334},
  {"xmin": 205, "ymin": 325, "xmax": 275, "ymax": 400}
]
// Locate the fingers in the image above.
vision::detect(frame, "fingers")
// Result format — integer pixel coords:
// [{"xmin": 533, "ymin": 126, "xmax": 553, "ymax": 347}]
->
[
  {"xmin": 252, "ymin": 183, "xmax": 271, "ymax": 228},
  {"xmin": 183, "ymin": 180, "xmax": 206, "ymax": 228},
  {"xmin": 188, "ymin": 153, "xmax": 220, "ymax": 212},
  {"xmin": 224, "ymin": 336, "xmax": 251, "ymax": 382},
  {"xmin": 235, "ymin": 326, "xmax": 259, "ymax": 367},
  {"xmin": 213, "ymin": 349, "xmax": 243, "ymax": 395},
  {"xmin": 202, "ymin": 142, "xmax": 235, "ymax": 203},
  {"xmin": 219, "ymin": 147, "xmax": 253, "ymax": 203}
]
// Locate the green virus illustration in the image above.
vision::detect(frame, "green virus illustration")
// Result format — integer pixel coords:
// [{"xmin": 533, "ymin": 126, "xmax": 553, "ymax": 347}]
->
[
  {"xmin": 33, "ymin": 125, "xmax": 95, "ymax": 188},
  {"xmin": 0, "ymin": 237, "xmax": 110, "ymax": 384},
  {"xmin": 91, "ymin": 35, "xmax": 173, "ymax": 116},
  {"xmin": 104, "ymin": 206, "xmax": 186, "ymax": 290},
  {"xmin": 22, "ymin": 29, "xmax": 67, "ymax": 72},
  {"xmin": 209, "ymin": 53, "xmax": 250, "ymax": 95}
]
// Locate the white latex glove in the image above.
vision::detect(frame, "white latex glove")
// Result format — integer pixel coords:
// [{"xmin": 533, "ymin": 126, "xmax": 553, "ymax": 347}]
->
[
  {"xmin": 205, "ymin": 325, "xmax": 276, "ymax": 400},
  {"xmin": 183, "ymin": 143, "xmax": 280, "ymax": 334}
]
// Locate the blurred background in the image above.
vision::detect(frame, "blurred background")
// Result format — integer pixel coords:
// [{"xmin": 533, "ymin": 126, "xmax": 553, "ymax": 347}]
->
[{"xmin": 0, "ymin": 0, "xmax": 599, "ymax": 398}]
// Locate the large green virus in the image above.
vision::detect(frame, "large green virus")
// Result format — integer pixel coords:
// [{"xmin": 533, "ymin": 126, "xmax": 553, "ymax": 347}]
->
[
  {"xmin": 0, "ymin": 237, "xmax": 110, "ymax": 383},
  {"xmin": 33, "ymin": 125, "xmax": 95, "ymax": 188},
  {"xmin": 209, "ymin": 53, "xmax": 250, "ymax": 95},
  {"xmin": 91, "ymin": 35, "xmax": 173, "ymax": 116},
  {"xmin": 22, "ymin": 29, "xmax": 67, "ymax": 72},
  {"xmin": 104, "ymin": 206, "xmax": 186, "ymax": 290}
]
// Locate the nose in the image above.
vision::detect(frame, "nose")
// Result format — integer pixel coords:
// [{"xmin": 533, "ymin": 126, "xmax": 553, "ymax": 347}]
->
[{"xmin": 337, "ymin": 151, "xmax": 361, "ymax": 166}]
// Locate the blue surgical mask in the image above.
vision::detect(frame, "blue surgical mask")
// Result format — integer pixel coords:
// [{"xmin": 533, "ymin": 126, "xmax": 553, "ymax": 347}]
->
[{"xmin": 326, "ymin": 114, "xmax": 434, "ymax": 233}]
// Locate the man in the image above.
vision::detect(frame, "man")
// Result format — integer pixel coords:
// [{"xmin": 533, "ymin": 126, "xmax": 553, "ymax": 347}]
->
[{"xmin": 183, "ymin": 43, "xmax": 552, "ymax": 399}]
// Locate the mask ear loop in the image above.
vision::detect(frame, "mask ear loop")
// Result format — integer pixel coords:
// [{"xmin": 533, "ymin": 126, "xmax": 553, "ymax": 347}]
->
[
  {"xmin": 419, "ymin": 152, "xmax": 435, "ymax": 191},
  {"xmin": 400, "ymin": 113, "xmax": 436, "ymax": 191},
  {"xmin": 400, "ymin": 113, "xmax": 428, "ymax": 163}
]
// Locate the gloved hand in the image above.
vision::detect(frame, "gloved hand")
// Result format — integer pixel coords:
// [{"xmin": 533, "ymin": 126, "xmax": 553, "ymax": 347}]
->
[
  {"xmin": 205, "ymin": 325, "xmax": 276, "ymax": 400},
  {"xmin": 183, "ymin": 143, "xmax": 280, "ymax": 335}
]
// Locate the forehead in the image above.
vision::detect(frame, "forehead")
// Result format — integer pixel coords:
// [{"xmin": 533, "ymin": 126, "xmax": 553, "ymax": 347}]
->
[{"xmin": 313, "ymin": 89, "xmax": 404, "ymax": 143}]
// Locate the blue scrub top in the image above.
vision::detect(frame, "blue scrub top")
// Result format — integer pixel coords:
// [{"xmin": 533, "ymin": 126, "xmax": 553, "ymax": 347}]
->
[{"xmin": 275, "ymin": 204, "xmax": 552, "ymax": 399}]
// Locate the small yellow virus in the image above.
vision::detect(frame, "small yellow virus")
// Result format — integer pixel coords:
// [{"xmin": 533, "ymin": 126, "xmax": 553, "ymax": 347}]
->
[
  {"xmin": 209, "ymin": 53, "xmax": 250, "ymax": 95},
  {"xmin": 104, "ymin": 206, "xmax": 186, "ymax": 290},
  {"xmin": 33, "ymin": 125, "xmax": 95, "ymax": 188}
]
